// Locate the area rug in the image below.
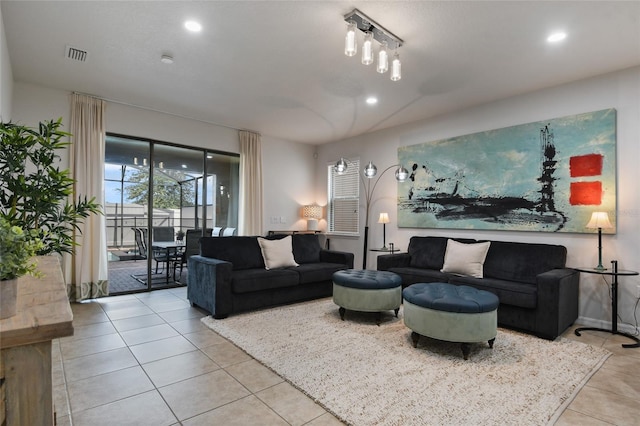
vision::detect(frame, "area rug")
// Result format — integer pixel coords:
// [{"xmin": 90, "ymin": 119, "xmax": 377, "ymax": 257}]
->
[{"xmin": 201, "ymin": 298, "xmax": 610, "ymax": 426}]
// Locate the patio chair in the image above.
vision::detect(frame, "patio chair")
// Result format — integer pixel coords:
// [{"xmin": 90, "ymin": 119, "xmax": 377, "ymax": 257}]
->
[
  {"xmin": 133, "ymin": 227, "xmax": 171, "ymax": 273},
  {"xmin": 174, "ymin": 229, "xmax": 202, "ymax": 279},
  {"xmin": 222, "ymin": 227, "xmax": 237, "ymax": 236},
  {"xmin": 132, "ymin": 227, "xmax": 147, "ymax": 259},
  {"xmin": 152, "ymin": 226, "xmax": 175, "ymax": 242}
]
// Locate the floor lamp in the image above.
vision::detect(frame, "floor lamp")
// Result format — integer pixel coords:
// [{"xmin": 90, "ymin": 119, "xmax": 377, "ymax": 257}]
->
[{"xmin": 334, "ymin": 158, "xmax": 408, "ymax": 269}]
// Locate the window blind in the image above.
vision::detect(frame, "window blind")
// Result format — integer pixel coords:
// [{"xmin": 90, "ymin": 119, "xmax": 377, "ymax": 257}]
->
[{"xmin": 328, "ymin": 159, "xmax": 360, "ymax": 234}]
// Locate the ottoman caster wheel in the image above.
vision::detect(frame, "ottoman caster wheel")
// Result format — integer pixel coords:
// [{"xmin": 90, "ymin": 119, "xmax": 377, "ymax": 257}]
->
[
  {"xmin": 488, "ymin": 338, "xmax": 495, "ymax": 349},
  {"xmin": 339, "ymin": 307, "xmax": 346, "ymax": 321},
  {"xmin": 411, "ymin": 331, "xmax": 420, "ymax": 348},
  {"xmin": 461, "ymin": 343, "xmax": 471, "ymax": 360}
]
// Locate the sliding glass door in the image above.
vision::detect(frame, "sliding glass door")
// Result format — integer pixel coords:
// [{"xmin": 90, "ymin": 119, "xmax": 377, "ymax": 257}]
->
[{"xmin": 104, "ymin": 134, "xmax": 239, "ymax": 294}]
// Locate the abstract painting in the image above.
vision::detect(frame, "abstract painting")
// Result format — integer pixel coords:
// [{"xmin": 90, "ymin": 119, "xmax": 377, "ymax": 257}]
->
[{"xmin": 397, "ymin": 109, "xmax": 616, "ymax": 233}]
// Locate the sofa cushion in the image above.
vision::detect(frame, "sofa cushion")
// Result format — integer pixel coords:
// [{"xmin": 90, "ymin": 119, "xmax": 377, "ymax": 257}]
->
[
  {"xmin": 388, "ymin": 267, "xmax": 450, "ymax": 286},
  {"xmin": 295, "ymin": 262, "xmax": 347, "ymax": 284},
  {"xmin": 292, "ymin": 234, "xmax": 322, "ymax": 264},
  {"xmin": 232, "ymin": 268, "xmax": 300, "ymax": 293},
  {"xmin": 483, "ymin": 241, "xmax": 567, "ymax": 284},
  {"xmin": 408, "ymin": 236, "xmax": 476, "ymax": 270},
  {"xmin": 440, "ymin": 239, "xmax": 491, "ymax": 278},
  {"xmin": 448, "ymin": 275, "xmax": 538, "ymax": 309},
  {"xmin": 199, "ymin": 236, "xmax": 264, "ymax": 270},
  {"xmin": 257, "ymin": 236, "xmax": 299, "ymax": 270},
  {"xmin": 408, "ymin": 237, "xmax": 449, "ymax": 269}
]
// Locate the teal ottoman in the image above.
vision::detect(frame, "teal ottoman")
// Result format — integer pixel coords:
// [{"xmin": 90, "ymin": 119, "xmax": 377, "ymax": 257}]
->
[
  {"xmin": 332, "ymin": 269, "xmax": 402, "ymax": 324},
  {"xmin": 403, "ymin": 282, "xmax": 499, "ymax": 360}
]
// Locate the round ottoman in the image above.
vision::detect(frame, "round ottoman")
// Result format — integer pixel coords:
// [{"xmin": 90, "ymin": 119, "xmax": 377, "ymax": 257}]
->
[
  {"xmin": 332, "ymin": 269, "xmax": 402, "ymax": 324},
  {"xmin": 403, "ymin": 283, "xmax": 499, "ymax": 360}
]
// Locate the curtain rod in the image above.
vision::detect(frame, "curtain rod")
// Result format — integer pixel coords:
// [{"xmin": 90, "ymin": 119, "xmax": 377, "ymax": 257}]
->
[{"xmin": 72, "ymin": 91, "xmax": 258, "ymax": 134}]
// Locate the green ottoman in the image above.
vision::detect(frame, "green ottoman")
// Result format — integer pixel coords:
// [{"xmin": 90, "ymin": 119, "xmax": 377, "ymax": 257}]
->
[
  {"xmin": 403, "ymin": 282, "xmax": 499, "ymax": 360},
  {"xmin": 332, "ymin": 269, "xmax": 402, "ymax": 324}
]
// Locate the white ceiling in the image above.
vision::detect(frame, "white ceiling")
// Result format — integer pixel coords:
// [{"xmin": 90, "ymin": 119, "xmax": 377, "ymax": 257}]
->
[{"xmin": 2, "ymin": 1, "xmax": 640, "ymax": 144}]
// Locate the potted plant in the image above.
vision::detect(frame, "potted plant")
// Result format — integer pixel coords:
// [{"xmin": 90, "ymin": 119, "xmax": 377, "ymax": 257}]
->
[
  {"xmin": 0, "ymin": 219, "xmax": 44, "ymax": 318},
  {"xmin": 0, "ymin": 119, "xmax": 101, "ymax": 316}
]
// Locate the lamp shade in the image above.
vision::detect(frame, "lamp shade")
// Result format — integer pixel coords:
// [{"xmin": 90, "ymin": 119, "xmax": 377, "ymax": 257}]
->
[
  {"xmin": 302, "ymin": 204, "xmax": 323, "ymax": 220},
  {"xmin": 362, "ymin": 31, "xmax": 374, "ymax": 65},
  {"xmin": 395, "ymin": 165, "xmax": 409, "ymax": 182},
  {"xmin": 363, "ymin": 161, "xmax": 377, "ymax": 178},
  {"xmin": 334, "ymin": 158, "xmax": 348, "ymax": 174},
  {"xmin": 378, "ymin": 212, "xmax": 390, "ymax": 224},
  {"xmin": 344, "ymin": 21, "xmax": 357, "ymax": 57},
  {"xmin": 390, "ymin": 51, "xmax": 401, "ymax": 81},
  {"xmin": 586, "ymin": 212, "xmax": 613, "ymax": 229},
  {"xmin": 377, "ymin": 41, "xmax": 389, "ymax": 73}
]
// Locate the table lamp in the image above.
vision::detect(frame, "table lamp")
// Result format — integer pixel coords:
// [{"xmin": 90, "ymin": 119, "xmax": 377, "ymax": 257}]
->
[
  {"xmin": 586, "ymin": 211, "xmax": 613, "ymax": 270},
  {"xmin": 378, "ymin": 212, "xmax": 390, "ymax": 250},
  {"xmin": 302, "ymin": 204, "xmax": 323, "ymax": 231}
]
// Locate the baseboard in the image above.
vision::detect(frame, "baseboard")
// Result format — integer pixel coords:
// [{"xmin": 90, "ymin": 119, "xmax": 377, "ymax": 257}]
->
[{"xmin": 576, "ymin": 316, "xmax": 639, "ymax": 335}]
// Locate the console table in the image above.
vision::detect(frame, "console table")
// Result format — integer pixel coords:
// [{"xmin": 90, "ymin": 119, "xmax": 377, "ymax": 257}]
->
[
  {"xmin": 0, "ymin": 256, "xmax": 74, "ymax": 425},
  {"xmin": 574, "ymin": 260, "xmax": 639, "ymax": 349}
]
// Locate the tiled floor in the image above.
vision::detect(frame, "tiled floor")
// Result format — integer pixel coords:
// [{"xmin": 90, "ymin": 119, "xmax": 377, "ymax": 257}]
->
[{"xmin": 52, "ymin": 288, "xmax": 640, "ymax": 425}]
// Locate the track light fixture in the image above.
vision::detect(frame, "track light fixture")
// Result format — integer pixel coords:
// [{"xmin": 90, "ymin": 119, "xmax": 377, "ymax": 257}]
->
[{"xmin": 344, "ymin": 8, "xmax": 403, "ymax": 81}]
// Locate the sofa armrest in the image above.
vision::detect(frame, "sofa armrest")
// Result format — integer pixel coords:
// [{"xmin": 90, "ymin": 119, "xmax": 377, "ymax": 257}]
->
[
  {"xmin": 377, "ymin": 253, "xmax": 411, "ymax": 271},
  {"xmin": 187, "ymin": 255, "xmax": 234, "ymax": 319},
  {"xmin": 319, "ymin": 250, "xmax": 354, "ymax": 269},
  {"xmin": 535, "ymin": 268, "xmax": 580, "ymax": 339}
]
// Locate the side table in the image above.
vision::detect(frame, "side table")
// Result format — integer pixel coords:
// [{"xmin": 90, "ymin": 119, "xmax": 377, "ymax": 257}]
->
[
  {"xmin": 370, "ymin": 243, "xmax": 401, "ymax": 254},
  {"xmin": 574, "ymin": 260, "xmax": 639, "ymax": 349}
]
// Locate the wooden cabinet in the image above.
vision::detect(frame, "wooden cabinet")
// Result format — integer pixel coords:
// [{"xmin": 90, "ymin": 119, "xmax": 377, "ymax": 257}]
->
[{"xmin": 0, "ymin": 256, "xmax": 74, "ymax": 425}]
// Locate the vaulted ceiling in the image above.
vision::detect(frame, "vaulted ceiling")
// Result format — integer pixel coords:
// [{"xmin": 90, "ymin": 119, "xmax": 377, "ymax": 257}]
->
[{"xmin": 3, "ymin": 1, "xmax": 639, "ymax": 144}]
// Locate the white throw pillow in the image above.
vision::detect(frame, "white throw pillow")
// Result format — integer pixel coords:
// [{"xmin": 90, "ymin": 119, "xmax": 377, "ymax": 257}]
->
[
  {"xmin": 440, "ymin": 239, "xmax": 491, "ymax": 278},
  {"xmin": 257, "ymin": 236, "xmax": 299, "ymax": 270}
]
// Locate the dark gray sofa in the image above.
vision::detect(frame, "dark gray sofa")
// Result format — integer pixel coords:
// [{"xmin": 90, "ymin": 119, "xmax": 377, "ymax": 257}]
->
[
  {"xmin": 377, "ymin": 236, "xmax": 579, "ymax": 340},
  {"xmin": 188, "ymin": 233, "xmax": 354, "ymax": 318}
]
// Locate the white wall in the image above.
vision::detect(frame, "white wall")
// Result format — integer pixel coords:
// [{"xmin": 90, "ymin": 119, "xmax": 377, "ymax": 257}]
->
[
  {"xmin": 0, "ymin": 6, "xmax": 13, "ymax": 121},
  {"xmin": 262, "ymin": 135, "xmax": 318, "ymax": 233},
  {"xmin": 317, "ymin": 66, "xmax": 640, "ymax": 332},
  {"xmin": 10, "ymin": 82, "xmax": 317, "ymax": 237}
]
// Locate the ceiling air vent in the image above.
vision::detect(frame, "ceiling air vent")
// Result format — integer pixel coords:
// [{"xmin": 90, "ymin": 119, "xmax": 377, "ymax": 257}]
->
[{"xmin": 65, "ymin": 45, "xmax": 88, "ymax": 62}]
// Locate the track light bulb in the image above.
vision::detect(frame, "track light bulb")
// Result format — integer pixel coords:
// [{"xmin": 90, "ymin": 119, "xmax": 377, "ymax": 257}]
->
[
  {"xmin": 362, "ymin": 31, "xmax": 374, "ymax": 65},
  {"xmin": 391, "ymin": 51, "xmax": 402, "ymax": 81},
  {"xmin": 345, "ymin": 21, "xmax": 357, "ymax": 57}
]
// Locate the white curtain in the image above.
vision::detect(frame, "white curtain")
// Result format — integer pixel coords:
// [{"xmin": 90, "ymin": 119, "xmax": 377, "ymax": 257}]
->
[
  {"xmin": 69, "ymin": 94, "xmax": 109, "ymax": 300},
  {"xmin": 239, "ymin": 130, "xmax": 263, "ymax": 236}
]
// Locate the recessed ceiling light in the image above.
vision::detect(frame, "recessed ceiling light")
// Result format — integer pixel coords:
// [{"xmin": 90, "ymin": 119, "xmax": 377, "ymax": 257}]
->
[
  {"xmin": 366, "ymin": 97, "xmax": 378, "ymax": 105},
  {"xmin": 184, "ymin": 20, "xmax": 202, "ymax": 32},
  {"xmin": 547, "ymin": 32, "xmax": 567, "ymax": 43},
  {"xmin": 181, "ymin": 164, "xmax": 188, "ymax": 169}
]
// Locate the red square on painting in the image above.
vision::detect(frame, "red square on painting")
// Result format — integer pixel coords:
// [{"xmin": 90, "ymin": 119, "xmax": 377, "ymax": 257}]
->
[
  {"xmin": 570, "ymin": 181, "xmax": 602, "ymax": 205},
  {"xmin": 570, "ymin": 154, "xmax": 603, "ymax": 177}
]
